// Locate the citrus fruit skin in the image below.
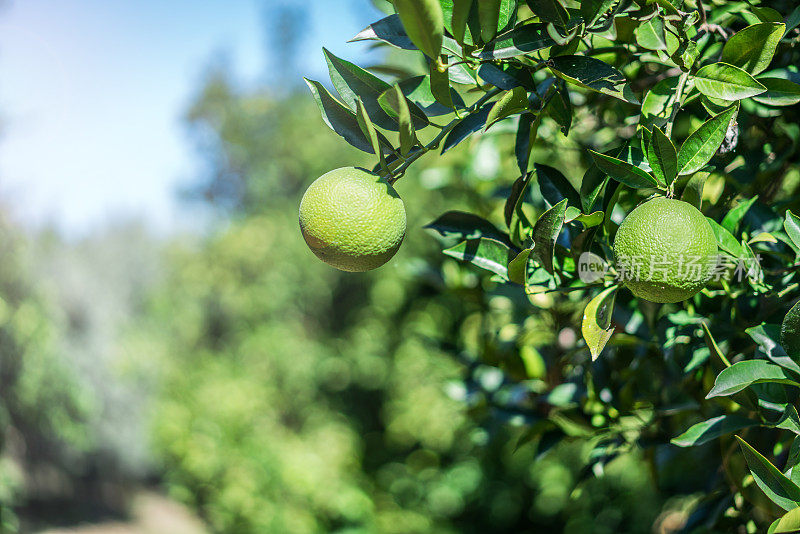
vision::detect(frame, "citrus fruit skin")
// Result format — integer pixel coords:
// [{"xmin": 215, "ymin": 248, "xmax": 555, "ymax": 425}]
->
[
  {"xmin": 299, "ymin": 167, "xmax": 406, "ymax": 272},
  {"xmin": 613, "ymin": 197, "xmax": 718, "ymax": 303}
]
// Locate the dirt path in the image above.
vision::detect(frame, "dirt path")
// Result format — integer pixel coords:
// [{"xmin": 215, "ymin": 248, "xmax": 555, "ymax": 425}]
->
[{"xmin": 39, "ymin": 492, "xmax": 207, "ymax": 534}]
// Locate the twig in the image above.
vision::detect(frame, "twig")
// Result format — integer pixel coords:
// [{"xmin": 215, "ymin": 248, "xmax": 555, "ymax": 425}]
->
[{"xmin": 665, "ymin": 72, "xmax": 690, "ymax": 137}]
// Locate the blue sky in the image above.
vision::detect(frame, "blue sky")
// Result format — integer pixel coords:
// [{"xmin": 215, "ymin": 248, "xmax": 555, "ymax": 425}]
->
[{"xmin": 0, "ymin": 0, "xmax": 381, "ymax": 235}]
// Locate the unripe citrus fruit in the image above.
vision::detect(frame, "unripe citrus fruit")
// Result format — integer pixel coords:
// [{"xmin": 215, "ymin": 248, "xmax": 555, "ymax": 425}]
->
[
  {"xmin": 299, "ymin": 167, "xmax": 406, "ymax": 272},
  {"xmin": 613, "ymin": 197, "xmax": 718, "ymax": 303}
]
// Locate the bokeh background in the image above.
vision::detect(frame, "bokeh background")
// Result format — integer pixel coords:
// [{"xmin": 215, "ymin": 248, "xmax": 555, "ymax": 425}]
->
[{"xmin": 0, "ymin": 1, "xmax": 665, "ymax": 532}]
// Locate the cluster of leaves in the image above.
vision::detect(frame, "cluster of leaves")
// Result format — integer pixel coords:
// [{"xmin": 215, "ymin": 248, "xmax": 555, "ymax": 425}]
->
[{"xmin": 308, "ymin": 0, "xmax": 800, "ymax": 530}]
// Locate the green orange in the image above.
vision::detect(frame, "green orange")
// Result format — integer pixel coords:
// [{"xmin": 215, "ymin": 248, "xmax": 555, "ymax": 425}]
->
[
  {"xmin": 299, "ymin": 167, "xmax": 406, "ymax": 272},
  {"xmin": 613, "ymin": 197, "xmax": 718, "ymax": 303}
]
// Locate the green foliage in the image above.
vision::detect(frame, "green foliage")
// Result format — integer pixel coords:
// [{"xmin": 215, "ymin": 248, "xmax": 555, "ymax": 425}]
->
[{"xmin": 293, "ymin": 0, "xmax": 800, "ymax": 529}]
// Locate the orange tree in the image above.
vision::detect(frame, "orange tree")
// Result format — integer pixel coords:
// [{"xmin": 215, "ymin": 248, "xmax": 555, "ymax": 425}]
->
[{"xmin": 303, "ymin": 0, "xmax": 800, "ymax": 530}]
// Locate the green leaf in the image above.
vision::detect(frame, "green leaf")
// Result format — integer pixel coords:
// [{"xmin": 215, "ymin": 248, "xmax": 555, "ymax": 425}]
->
[
  {"xmin": 388, "ymin": 85, "xmax": 417, "ymax": 155},
  {"xmin": 588, "ymin": 150, "xmax": 658, "ymax": 189},
  {"xmin": 706, "ymin": 217, "xmax": 744, "ymax": 258},
  {"xmin": 441, "ymin": 105, "xmax": 492, "ymax": 153},
  {"xmin": 323, "ymin": 48, "xmax": 397, "ymax": 131},
  {"xmin": 505, "ymin": 171, "xmax": 534, "ymax": 247},
  {"xmin": 681, "ymin": 171, "xmax": 709, "ymax": 209},
  {"xmin": 693, "ymin": 63, "xmax": 767, "ymax": 101},
  {"xmin": 526, "ymin": 0, "xmax": 568, "ymax": 27},
  {"xmin": 450, "ymin": 0, "xmax": 474, "ymax": 44},
  {"xmin": 702, "ymin": 322, "xmax": 730, "ymax": 367},
  {"xmin": 722, "ymin": 195, "xmax": 758, "ymax": 234},
  {"xmin": 477, "ymin": 0, "xmax": 503, "ymax": 42},
  {"xmin": 508, "ymin": 248, "xmax": 533, "ymax": 285},
  {"xmin": 424, "ymin": 211, "xmax": 509, "ymax": 243},
  {"xmin": 772, "ymin": 507, "xmax": 800, "ymax": 534},
  {"xmin": 393, "ymin": 0, "xmax": 444, "ymax": 59},
  {"xmin": 429, "ymin": 60, "xmax": 454, "ymax": 110},
  {"xmin": 754, "ymin": 78, "xmax": 800, "ymax": 107},
  {"xmin": 746, "ymin": 324, "xmax": 800, "ymax": 375},
  {"xmin": 581, "ymin": 285, "xmax": 617, "ymax": 361},
  {"xmin": 641, "ymin": 76, "xmax": 680, "ymax": 128},
  {"xmin": 535, "ymin": 163, "xmax": 581, "ymax": 208},
  {"xmin": 782, "ymin": 300, "xmax": 800, "ymax": 359},
  {"xmin": 397, "ymin": 75, "xmax": 466, "ymax": 116},
  {"xmin": 546, "ymin": 86, "xmax": 572, "ymax": 136},
  {"xmin": 677, "ymin": 105, "xmax": 738, "ymax": 176},
  {"xmin": 485, "ymin": 86, "xmax": 529, "ymax": 130},
  {"xmin": 355, "ymin": 98, "xmax": 387, "ymax": 172},
  {"xmin": 531, "ymin": 198, "xmax": 568, "ymax": 274},
  {"xmin": 304, "ymin": 78, "xmax": 387, "ymax": 154},
  {"xmin": 473, "ymin": 22, "xmax": 555, "ymax": 59},
  {"xmin": 579, "ymin": 163, "xmax": 608, "ymax": 213},
  {"xmin": 378, "ymin": 85, "xmax": 430, "ymax": 130},
  {"xmin": 776, "ymin": 405, "xmax": 800, "ymax": 436},
  {"xmin": 737, "ymin": 435, "xmax": 800, "ymax": 511},
  {"xmin": 515, "ymin": 113, "xmax": 538, "ymax": 175},
  {"xmin": 549, "ymin": 55, "xmax": 640, "ymax": 105},
  {"xmin": 671, "ymin": 415, "xmax": 758, "ymax": 447},
  {"xmin": 443, "ymin": 237, "xmax": 515, "ymax": 279},
  {"xmin": 646, "ymin": 126, "xmax": 677, "ymax": 187},
  {"xmin": 785, "ymin": 211, "xmax": 800, "ymax": 251},
  {"xmin": 706, "ymin": 360, "xmax": 800, "ymax": 398},
  {"xmin": 580, "ymin": 0, "xmax": 616, "ymax": 27},
  {"xmin": 721, "ymin": 22, "xmax": 785, "ymax": 75},
  {"xmin": 351, "ymin": 15, "xmax": 416, "ymax": 50},
  {"xmin": 635, "ymin": 17, "xmax": 667, "ymax": 51}
]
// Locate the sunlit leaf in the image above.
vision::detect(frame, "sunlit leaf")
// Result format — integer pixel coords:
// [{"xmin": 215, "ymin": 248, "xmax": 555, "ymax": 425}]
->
[
  {"xmin": 588, "ymin": 150, "xmax": 658, "ymax": 189},
  {"xmin": 737, "ymin": 435, "xmax": 800, "ymax": 511},
  {"xmin": 721, "ymin": 22, "xmax": 785, "ymax": 75},
  {"xmin": 706, "ymin": 360, "xmax": 800, "ymax": 398},
  {"xmin": 581, "ymin": 285, "xmax": 617, "ymax": 360},
  {"xmin": 549, "ymin": 55, "xmax": 640, "ymax": 104},
  {"xmin": 473, "ymin": 22, "xmax": 555, "ymax": 59},
  {"xmin": 671, "ymin": 415, "xmax": 758, "ymax": 447},
  {"xmin": 393, "ymin": 0, "xmax": 444, "ymax": 59},
  {"xmin": 485, "ymin": 86, "xmax": 529, "ymax": 130},
  {"xmin": 677, "ymin": 105, "xmax": 738, "ymax": 176},
  {"xmin": 443, "ymin": 237, "xmax": 515, "ymax": 279},
  {"xmin": 693, "ymin": 63, "xmax": 766, "ymax": 100}
]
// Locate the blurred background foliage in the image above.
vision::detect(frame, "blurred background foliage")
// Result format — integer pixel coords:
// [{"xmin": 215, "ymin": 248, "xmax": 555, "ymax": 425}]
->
[{"xmin": 0, "ymin": 1, "xmax": 736, "ymax": 533}]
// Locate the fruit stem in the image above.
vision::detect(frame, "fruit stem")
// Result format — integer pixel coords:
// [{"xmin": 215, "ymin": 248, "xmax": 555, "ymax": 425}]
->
[{"xmin": 385, "ymin": 88, "xmax": 503, "ymax": 184}]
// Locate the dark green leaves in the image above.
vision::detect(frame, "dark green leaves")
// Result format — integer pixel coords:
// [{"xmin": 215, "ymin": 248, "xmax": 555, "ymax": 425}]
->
[
  {"xmin": 693, "ymin": 63, "xmax": 767, "ymax": 101},
  {"xmin": 706, "ymin": 360, "xmax": 800, "ymax": 398},
  {"xmin": 737, "ymin": 436, "xmax": 800, "ymax": 511},
  {"xmin": 531, "ymin": 198, "xmax": 568, "ymax": 273},
  {"xmin": 671, "ymin": 415, "xmax": 758, "ymax": 447},
  {"xmin": 676, "ymin": 105, "xmax": 738, "ymax": 176},
  {"xmin": 746, "ymin": 324, "xmax": 800, "ymax": 375},
  {"xmin": 424, "ymin": 211, "xmax": 509, "ymax": 243},
  {"xmin": 442, "ymin": 105, "xmax": 492, "ymax": 153},
  {"xmin": 526, "ymin": 0, "xmax": 568, "ymax": 27},
  {"xmin": 351, "ymin": 15, "xmax": 415, "ymax": 50},
  {"xmin": 535, "ymin": 164, "xmax": 581, "ymax": 208},
  {"xmin": 721, "ymin": 22, "xmax": 785, "ymax": 75},
  {"xmin": 645, "ymin": 126, "xmax": 677, "ymax": 187},
  {"xmin": 305, "ymin": 78, "xmax": 387, "ymax": 154},
  {"xmin": 393, "ymin": 0, "xmax": 444, "ymax": 59},
  {"xmin": 588, "ymin": 150, "xmax": 658, "ymax": 189},
  {"xmin": 582, "ymin": 286, "xmax": 617, "ymax": 361},
  {"xmin": 721, "ymin": 195, "xmax": 757, "ymax": 234},
  {"xmin": 324, "ymin": 48, "xmax": 396, "ymax": 130},
  {"xmin": 549, "ymin": 56, "xmax": 639, "ymax": 104},
  {"xmin": 474, "ymin": 23, "xmax": 555, "ymax": 59},
  {"xmin": 443, "ymin": 238, "xmax": 515, "ymax": 279}
]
